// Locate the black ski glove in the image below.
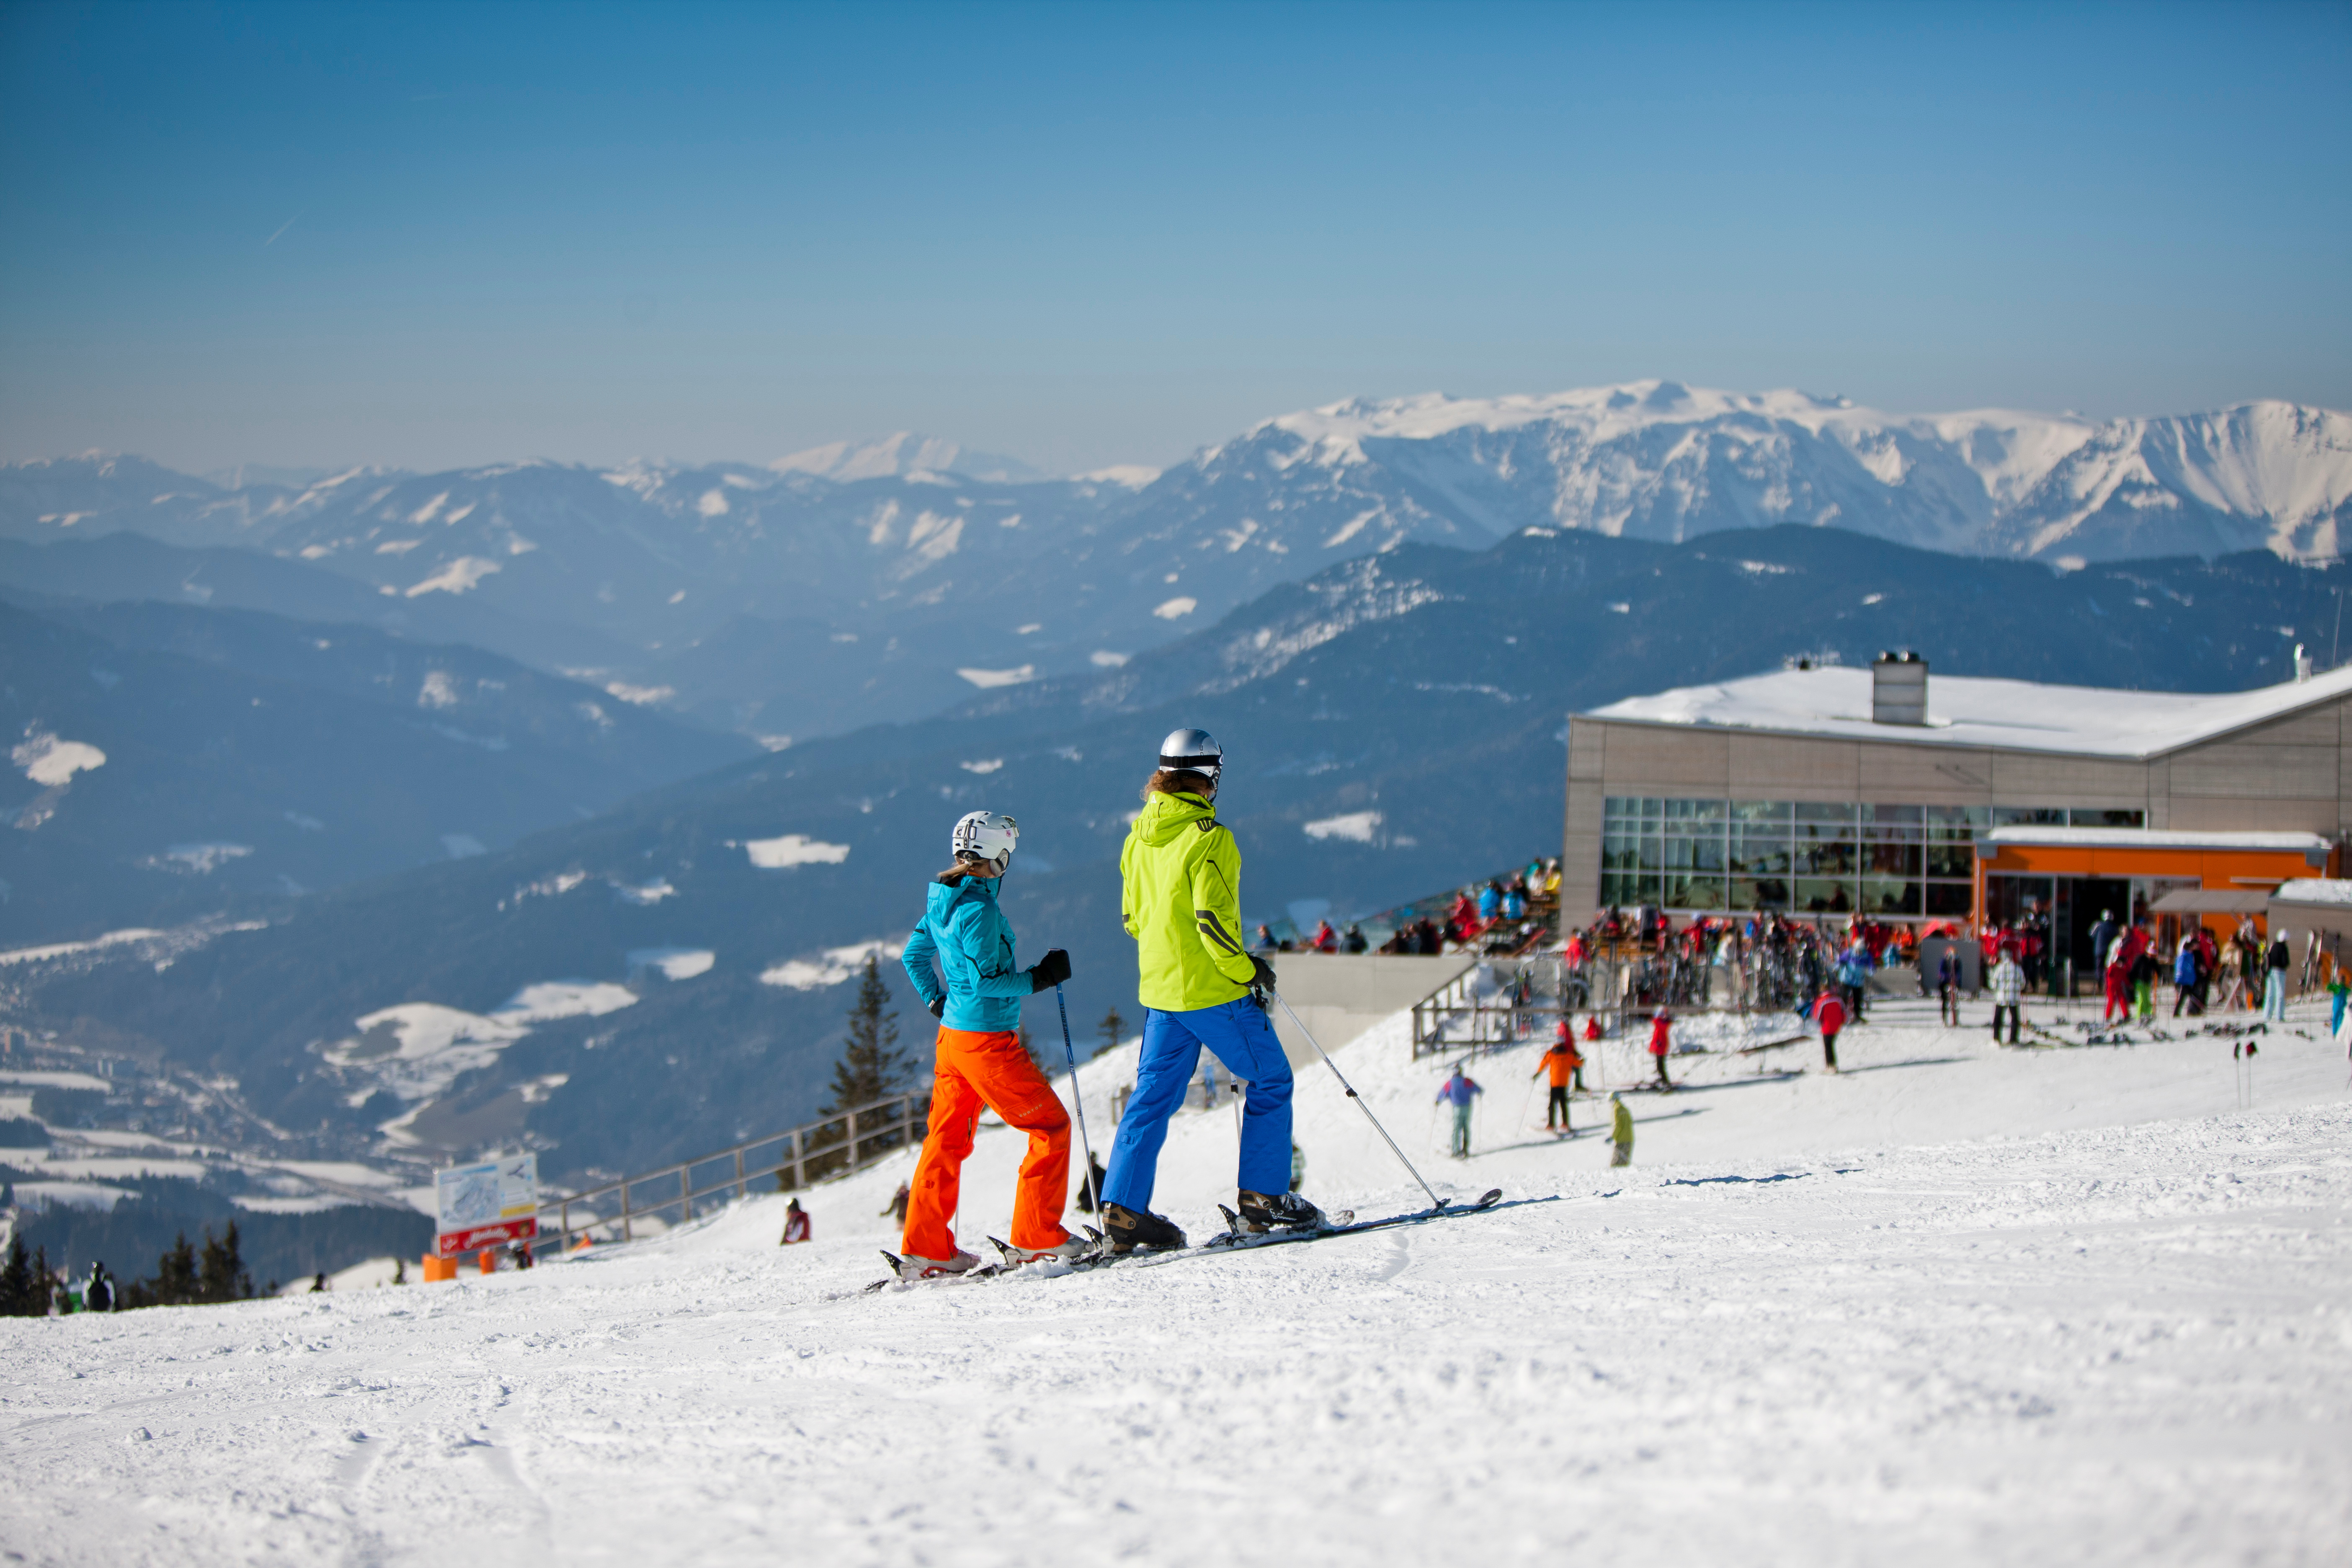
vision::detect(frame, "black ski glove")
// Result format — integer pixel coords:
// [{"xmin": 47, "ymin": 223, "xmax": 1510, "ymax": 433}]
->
[
  {"xmin": 1249, "ymin": 955, "xmax": 1277, "ymax": 991},
  {"xmin": 927, "ymin": 995, "xmax": 945, "ymax": 1019},
  {"xmin": 1029, "ymin": 949, "xmax": 1073, "ymax": 993}
]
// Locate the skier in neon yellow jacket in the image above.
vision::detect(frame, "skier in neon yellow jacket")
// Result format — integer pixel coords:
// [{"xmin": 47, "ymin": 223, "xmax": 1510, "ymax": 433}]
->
[{"xmin": 1096, "ymin": 728, "xmax": 1326, "ymax": 1252}]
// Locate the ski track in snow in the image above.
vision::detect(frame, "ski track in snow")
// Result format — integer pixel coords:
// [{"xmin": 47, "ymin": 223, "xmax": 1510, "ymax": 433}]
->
[{"xmin": 3, "ymin": 996, "xmax": 2348, "ymax": 1565}]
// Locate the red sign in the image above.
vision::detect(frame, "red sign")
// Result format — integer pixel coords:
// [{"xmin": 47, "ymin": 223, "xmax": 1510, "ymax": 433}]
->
[{"xmin": 436, "ymin": 1217, "xmax": 538, "ymax": 1257}]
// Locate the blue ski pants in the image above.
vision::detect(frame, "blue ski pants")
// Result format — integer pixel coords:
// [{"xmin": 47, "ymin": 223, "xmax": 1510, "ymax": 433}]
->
[{"xmin": 1102, "ymin": 998, "xmax": 1294, "ymax": 1212}]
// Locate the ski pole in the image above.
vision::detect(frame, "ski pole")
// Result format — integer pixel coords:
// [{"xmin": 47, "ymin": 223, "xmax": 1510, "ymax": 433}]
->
[
  {"xmin": 1052, "ymin": 985, "xmax": 1104, "ymax": 1213},
  {"xmin": 1270, "ymin": 989, "xmax": 1447, "ymax": 1212}
]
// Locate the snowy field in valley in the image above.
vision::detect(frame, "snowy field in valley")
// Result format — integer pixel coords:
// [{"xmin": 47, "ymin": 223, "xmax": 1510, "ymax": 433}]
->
[{"xmin": 3, "ymin": 992, "xmax": 2347, "ymax": 1566}]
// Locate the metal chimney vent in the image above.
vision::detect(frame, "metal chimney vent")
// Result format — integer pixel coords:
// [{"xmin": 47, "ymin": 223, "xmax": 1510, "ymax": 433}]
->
[{"xmin": 1872, "ymin": 650, "xmax": 1927, "ymax": 725}]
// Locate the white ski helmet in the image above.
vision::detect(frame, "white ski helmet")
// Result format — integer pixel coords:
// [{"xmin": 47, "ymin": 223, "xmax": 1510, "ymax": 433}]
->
[
  {"xmin": 951, "ymin": 810, "xmax": 1019, "ymax": 871},
  {"xmin": 1157, "ymin": 726, "xmax": 1222, "ymax": 784}
]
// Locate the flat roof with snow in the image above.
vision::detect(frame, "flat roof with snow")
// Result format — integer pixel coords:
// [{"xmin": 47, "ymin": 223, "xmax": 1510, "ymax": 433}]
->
[
  {"xmin": 1982, "ymin": 827, "xmax": 2333, "ymax": 854},
  {"xmin": 1584, "ymin": 663, "xmax": 2352, "ymax": 760}
]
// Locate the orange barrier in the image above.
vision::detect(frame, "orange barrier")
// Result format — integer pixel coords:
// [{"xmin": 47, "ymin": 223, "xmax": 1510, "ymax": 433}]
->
[
  {"xmin": 479, "ymin": 1249, "xmax": 497, "ymax": 1276},
  {"xmin": 421, "ymin": 1254, "xmax": 456, "ymax": 1282}
]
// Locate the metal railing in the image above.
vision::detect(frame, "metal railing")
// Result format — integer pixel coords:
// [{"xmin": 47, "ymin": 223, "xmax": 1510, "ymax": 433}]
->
[{"xmin": 534, "ymin": 1088, "xmax": 929, "ymax": 1255}]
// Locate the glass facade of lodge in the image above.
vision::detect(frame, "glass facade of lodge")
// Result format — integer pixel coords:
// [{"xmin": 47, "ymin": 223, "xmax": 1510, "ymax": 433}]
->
[{"xmin": 1600, "ymin": 797, "xmax": 2149, "ymax": 916}]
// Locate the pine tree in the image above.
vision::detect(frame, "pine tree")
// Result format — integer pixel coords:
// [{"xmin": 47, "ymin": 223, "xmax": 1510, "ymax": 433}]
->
[
  {"xmin": 198, "ymin": 1223, "xmax": 252, "ymax": 1303},
  {"xmin": 0, "ymin": 1235, "xmax": 33, "ymax": 1317},
  {"xmin": 823, "ymin": 953, "xmax": 912, "ymax": 1114},
  {"xmin": 1095, "ymin": 1006, "xmax": 1127, "ymax": 1060},
  {"xmin": 1018, "ymin": 1024, "xmax": 1050, "ymax": 1074},
  {"xmin": 140, "ymin": 1232, "xmax": 199, "ymax": 1307}
]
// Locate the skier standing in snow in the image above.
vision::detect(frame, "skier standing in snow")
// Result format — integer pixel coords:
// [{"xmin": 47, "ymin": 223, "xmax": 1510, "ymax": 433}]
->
[
  {"xmin": 1436, "ymin": 1065, "xmax": 1483, "ymax": 1156},
  {"xmin": 1936, "ymin": 944, "xmax": 1962, "ymax": 1026},
  {"xmin": 1096, "ymin": 730, "xmax": 1324, "ymax": 1253},
  {"xmin": 1989, "ymin": 947, "xmax": 2024, "ymax": 1045},
  {"xmin": 2262, "ymin": 927, "xmax": 2292, "ymax": 1021},
  {"xmin": 1533, "ymin": 1033, "xmax": 1580, "ymax": 1134},
  {"xmin": 1609, "ymin": 1092, "xmax": 1634, "ymax": 1166},
  {"xmin": 1813, "ymin": 985, "xmax": 1847, "ymax": 1073},
  {"xmin": 895, "ymin": 810, "xmax": 1085, "ymax": 1279},
  {"xmin": 1647, "ymin": 1008, "xmax": 1675, "ymax": 1090}
]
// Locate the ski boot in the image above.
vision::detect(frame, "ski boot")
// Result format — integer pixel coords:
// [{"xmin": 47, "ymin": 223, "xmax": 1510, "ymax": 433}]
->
[
  {"xmin": 1236, "ymin": 1190, "xmax": 1325, "ymax": 1234},
  {"xmin": 1101, "ymin": 1203, "xmax": 1186, "ymax": 1254},
  {"xmin": 895, "ymin": 1248, "xmax": 980, "ymax": 1282}
]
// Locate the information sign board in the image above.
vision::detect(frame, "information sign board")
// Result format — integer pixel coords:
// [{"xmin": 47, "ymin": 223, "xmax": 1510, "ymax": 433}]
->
[{"xmin": 434, "ymin": 1153, "xmax": 539, "ymax": 1257}]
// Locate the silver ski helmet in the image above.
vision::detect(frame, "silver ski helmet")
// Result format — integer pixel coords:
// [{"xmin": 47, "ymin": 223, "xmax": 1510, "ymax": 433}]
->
[
  {"xmin": 1157, "ymin": 726, "xmax": 1222, "ymax": 785},
  {"xmin": 951, "ymin": 810, "xmax": 1018, "ymax": 872}
]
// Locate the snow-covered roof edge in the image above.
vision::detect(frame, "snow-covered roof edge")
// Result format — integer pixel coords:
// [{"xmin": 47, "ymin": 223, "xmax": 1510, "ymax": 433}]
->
[
  {"xmin": 1983, "ymin": 827, "xmax": 2331, "ymax": 854},
  {"xmin": 1581, "ymin": 662, "xmax": 2352, "ymax": 762},
  {"xmin": 2271, "ymin": 878, "xmax": 2352, "ymax": 906}
]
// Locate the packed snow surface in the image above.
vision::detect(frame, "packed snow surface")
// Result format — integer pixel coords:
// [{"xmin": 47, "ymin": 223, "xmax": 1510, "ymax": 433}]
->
[
  {"xmin": 4, "ymin": 995, "xmax": 2346, "ymax": 1565},
  {"xmin": 1590, "ymin": 661, "xmax": 2352, "ymax": 758}
]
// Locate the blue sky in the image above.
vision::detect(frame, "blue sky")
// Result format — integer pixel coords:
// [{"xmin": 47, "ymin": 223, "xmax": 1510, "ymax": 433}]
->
[{"xmin": 3, "ymin": 0, "xmax": 2347, "ymax": 475}]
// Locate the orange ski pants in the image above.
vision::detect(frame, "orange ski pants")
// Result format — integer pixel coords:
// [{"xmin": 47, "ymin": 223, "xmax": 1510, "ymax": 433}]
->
[{"xmin": 902, "ymin": 1027, "xmax": 1071, "ymax": 1259}]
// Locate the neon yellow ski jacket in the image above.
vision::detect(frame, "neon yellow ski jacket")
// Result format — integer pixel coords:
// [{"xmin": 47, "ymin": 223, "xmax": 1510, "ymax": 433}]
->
[{"xmin": 1122, "ymin": 789, "xmax": 1256, "ymax": 1012}]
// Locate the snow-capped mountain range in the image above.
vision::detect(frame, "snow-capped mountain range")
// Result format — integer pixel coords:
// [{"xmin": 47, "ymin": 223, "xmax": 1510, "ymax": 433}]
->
[
  {"xmin": 5, "ymin": 387, "xmax": 2348, "ymax": 748},
  {"xmin": 1235, "ymin": 384, "xmax": 2352, "ymax": 562}
]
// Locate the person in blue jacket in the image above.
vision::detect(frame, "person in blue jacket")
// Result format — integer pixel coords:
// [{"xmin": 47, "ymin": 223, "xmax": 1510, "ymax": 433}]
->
[
  {"xmin": 896, "ymin": 810, "xmax": 1082, "ymax": 1279},
  {"xmin": 1436, "ymin": 1066, "xmax": 1483, "ymax": 1158}
]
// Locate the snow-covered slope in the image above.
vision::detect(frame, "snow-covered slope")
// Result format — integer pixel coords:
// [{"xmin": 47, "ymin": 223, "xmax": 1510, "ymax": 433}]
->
[
  {"xmin": 4, "ymin": 992, "xmax": 2344, "ymax": 1565},
  {"xmin": 1230, "ymin": 384, "xmax": 2352, "ymax": 562}
]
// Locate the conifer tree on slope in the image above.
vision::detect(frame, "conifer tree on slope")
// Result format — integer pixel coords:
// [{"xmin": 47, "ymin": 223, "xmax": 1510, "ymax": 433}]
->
[
  {"xmin": 823, "ymin": 953, "xmax": 915, "ymax": 1135},
  {"xmin": 0, "ymin": 1235, "xmax": 35, "ymax": 1317}
]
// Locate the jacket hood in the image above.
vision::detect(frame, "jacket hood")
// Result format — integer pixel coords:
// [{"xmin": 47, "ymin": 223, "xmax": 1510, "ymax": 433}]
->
[
  {"xmin": 926, "ymin": 873, "xmax": 998, "ymax": 922},
  {"xmin": 1132, "ymin": 790, "xmax": 1215, "ymax": 846}
]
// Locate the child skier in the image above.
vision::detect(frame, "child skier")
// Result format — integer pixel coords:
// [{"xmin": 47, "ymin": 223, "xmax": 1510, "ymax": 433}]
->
[
  {"xmin": 1436, "ymin": 1065, "xmax": 1483, "ymax": 1156},
  {"xmin": 1648, "ymin": 1008, "xmax": 1675, "ymax": 1090},
  {"xmin": 1534, "ymin": 1030, "xmax": 1581, "ymax": 1134},
  {"xmin": 779, "ymin": 1197, "xmax": 811, "ymax": 1245},
  {"xmin": 1813, "ymin": 985, "xmax": 1847, "ymax": 1073},
  {"xmin": 897, "ymin": 810, "xmax": 1084, "ymax": 1279},
  {"xmin": 1097, "ymin": 730, "xmax": 1324, "ymax": 1253},
  {"xmin": 1609, "ymin": 1092, "xmax": 1634, "ymax": 1167}
]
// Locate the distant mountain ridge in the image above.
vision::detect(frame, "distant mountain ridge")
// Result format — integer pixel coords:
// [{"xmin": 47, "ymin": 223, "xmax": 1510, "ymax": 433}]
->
[{"xmin": 5, "ymin": 387, "xmax": 2347, "ymax": 756}]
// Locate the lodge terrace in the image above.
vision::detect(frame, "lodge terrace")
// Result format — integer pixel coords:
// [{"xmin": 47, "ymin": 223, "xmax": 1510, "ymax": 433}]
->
[{"xmin": 1560, "ymin": 653, "xmax": 2351, "ymax": 974}]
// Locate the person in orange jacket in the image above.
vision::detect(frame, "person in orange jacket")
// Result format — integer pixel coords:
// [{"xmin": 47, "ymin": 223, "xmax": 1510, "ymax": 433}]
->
[
  {"xmin": 1533, "ymin": 1029, "xmax": 1582, "ymax": 1134},
  {"xmin": 1647, "ymin": 1008, "xmax": 1675, "ymax": 1090}
]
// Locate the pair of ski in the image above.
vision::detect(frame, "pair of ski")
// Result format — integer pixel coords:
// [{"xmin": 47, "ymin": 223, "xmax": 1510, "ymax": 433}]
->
[{"xmin": 865, "ymin": 1186, "xmax": 1507, "ymax": 1293}]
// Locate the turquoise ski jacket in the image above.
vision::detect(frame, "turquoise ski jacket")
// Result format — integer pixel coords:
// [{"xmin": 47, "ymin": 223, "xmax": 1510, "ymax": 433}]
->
[{"xmin": 902, "ymin": 873, "xmax": 1031, "ymax": 1034}]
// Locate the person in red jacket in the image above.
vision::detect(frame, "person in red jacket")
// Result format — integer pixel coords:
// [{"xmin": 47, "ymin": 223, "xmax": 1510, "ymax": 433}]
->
[
  {"xmin": 1813, "ymin": 986, "xmax": 1848, "ymax": 1073},
  {"xmin": 779, "ymin": 1197, "xmax": 811, "ymax": 1245},
  {"xmin": 1647, "ymin": 1009, "xmax": 1675, "ymax": 1090}
]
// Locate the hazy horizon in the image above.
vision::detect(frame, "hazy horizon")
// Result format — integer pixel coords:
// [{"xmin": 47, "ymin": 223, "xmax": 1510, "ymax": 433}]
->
[{"xmin": 4, "ymin": 0, "xmax": 2347, "ymax": 476}]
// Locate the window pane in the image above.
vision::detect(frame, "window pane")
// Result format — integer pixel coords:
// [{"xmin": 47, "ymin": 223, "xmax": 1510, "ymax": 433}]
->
[
  {"xmin": 1605, "ymin": 796, "xmax": 1634, "ymax": 820},
  {"xmin": 1733, "ymin": 800, "xmax": 1792, "ymax": 822},
  {"xmin": 1665, "ymin": 837, "xmax": 1696, "ymax": 872},
  {"xmin": 1664, "ymin": 875, "xmax": 1725, "ymax": 910},
  {"xmin": 2069, "ymin": 807, "xmax": 2146, "ymax": 828},
  {"xmin": 1867, "ymin": 804, "xmax": 1924, "ymax": 827},
  {"xmin": 1635, "ymin": 873, "xmax": 1663, "ymax": 902},
  {"xmin": 1925, "ymin": 843, "xmax": 1975, "ymax": 877},
  {"xmin": 1730, "ymin": 877, "xmax": 1789, "ymax": 910},
  {"xmin": 1795, "ymin": 801, "xmax": 1856, "ymax": 826},
  {"xmin": 1734, "ymin": 833, "xmax": 1791, "ymax": 876},
  {"xmin": 1859, "ymin": 876, "xmax": 1922, "ymax": 915},
  {"xmin": 1926, "ymin": 805, "xmax": 1988, "ymax": 828},
  {"xmin": 1797, "ymin": 841, "xmax": 1855, "ymax": 876},
  {"xmin": 1794, "ymin": 878, "xmax": 1854, "ymax": 913},
  {"xmin": 1603, "ymin": 835, "xmax": 1636, "ymax": 871},
  {"xmin": 1865, "ymin": 842, "xmax": 1921, "ymax": 878},
  {"xmin": 1641, "ymin": 797, "xmax": 1663, "ymax": 818},
  {"xmin": 1664, "ymin": 797, "xmax": 1727, "ymax": 822},
  {"xmin": 1992, "ymin": 806, "xmax": 2066, "ymax": 827},
  {"xmin": 1692, "ymin": 837, "xmax": 1727, "ymax": 873},
  {"xmin": 1636, "ymin": 837, "xmax": 1661, "ymax": 872},
  {"xmin": 1924, "ymin": 882, "xmax": 1974, "ymax": 916}
]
